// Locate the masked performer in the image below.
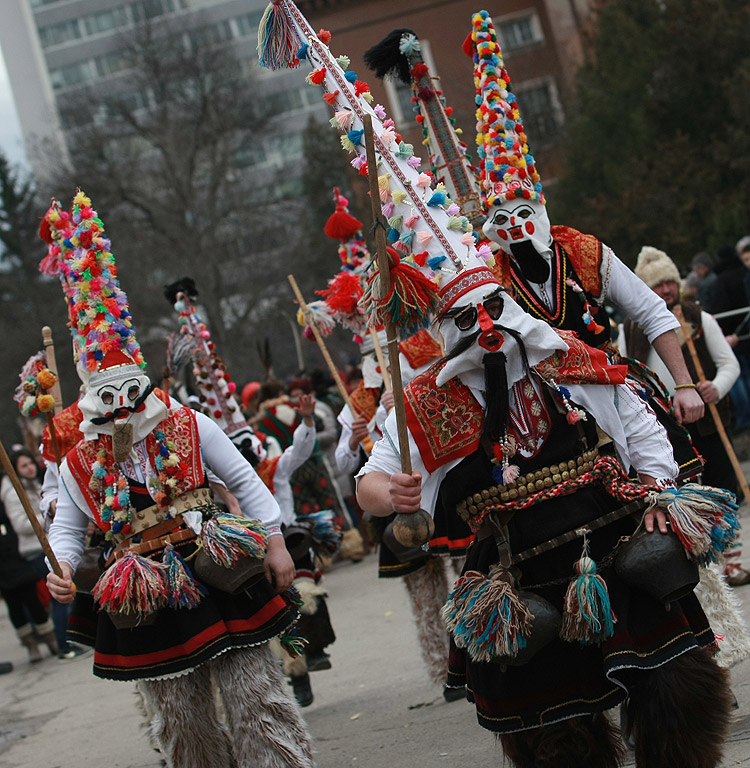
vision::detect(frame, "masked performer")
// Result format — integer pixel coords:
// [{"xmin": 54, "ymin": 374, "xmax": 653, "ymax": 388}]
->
[
  {"xmin": 44, "ymin": 192, "xmax": 313, "ymax": 768},
  {"xmin": 357, "ymin": 250, "xmax": 735, "ymax": 767}
]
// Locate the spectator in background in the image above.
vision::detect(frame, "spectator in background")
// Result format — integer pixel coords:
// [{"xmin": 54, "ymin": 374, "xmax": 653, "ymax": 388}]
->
[
  {"xmin": 0, "ymin": 494, "xmax": 56, "ymax": 662},
  {"xmin": 683, "ymin": 271, "xmax": 701, "ymax": 301},
  {"xmin": 0, "ymin": 450, "xmax": 87, "ymax": 659},
  {"xmin": 691, "ymin": 251, "xmax": 718, "ymax": 309},
  {"xmin": 710, "ymin": 244, "xmax": 750, "ymax": 432}
]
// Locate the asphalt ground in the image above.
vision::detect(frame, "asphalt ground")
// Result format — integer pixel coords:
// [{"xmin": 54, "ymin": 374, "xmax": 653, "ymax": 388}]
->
[{"xmin": 2, "ymin": 507, "xmax": 750, "ymax": 767}]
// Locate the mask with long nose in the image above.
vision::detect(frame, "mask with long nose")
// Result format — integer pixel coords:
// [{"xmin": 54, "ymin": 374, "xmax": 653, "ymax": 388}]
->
[{"xmin": 436, "ymin": 281, "xmax": 567, "ymax": 392}]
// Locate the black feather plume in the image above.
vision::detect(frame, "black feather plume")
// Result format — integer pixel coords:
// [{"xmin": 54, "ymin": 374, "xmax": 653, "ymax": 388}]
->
[{"xmin": 363, "ymin": 28, "xmax": 417, "ymax": 84}]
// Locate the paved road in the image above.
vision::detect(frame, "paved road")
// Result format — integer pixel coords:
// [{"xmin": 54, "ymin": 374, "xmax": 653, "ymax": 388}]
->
[{"xmin": 2, "ymin": 539, "xmax": 750, "ymax": 767}]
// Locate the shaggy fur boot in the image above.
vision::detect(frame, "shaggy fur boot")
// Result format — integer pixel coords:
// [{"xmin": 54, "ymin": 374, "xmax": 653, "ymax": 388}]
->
[
  {"xmin": 211, "ymin": 644, "xmax": 314, "ymax": 768},
  {"xmin": 17, "ymin": 624, "xmax": 42, "ymax": 663},
  {"xmin": 500, "ymin": 712, "xmax": 625, "ymax": 768},
  {"xmin": 627, "ymin": 647, "xmax": 732, "ymax": 768},
  {"xmin": 402, "ymin": 557, "xmax": 450, "ymax": 685},
  {"xmin": 140, "ymin": 664, "xmax": 236, "ymax": 768},
  {"xmin": 695, "ymin": 563, "xmax": 750, "ymax": 668}
]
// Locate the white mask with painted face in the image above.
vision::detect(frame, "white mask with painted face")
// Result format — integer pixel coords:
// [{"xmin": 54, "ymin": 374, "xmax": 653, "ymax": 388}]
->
[
  {"xmin": 482, "ymin": 199, "xmax": 553, "ymax": 258},
  {"xmin": 78, "ymin": 364, "xmax": 168, "ymax": 452},
  {"xmin": 437, "ymin": 284, "xmax": 567, "ymax": 393}
]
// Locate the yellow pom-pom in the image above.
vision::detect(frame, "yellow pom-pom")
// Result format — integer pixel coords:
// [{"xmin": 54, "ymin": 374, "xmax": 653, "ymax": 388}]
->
[
  {"xmin": 36, "ymin": 368, "xmax": 57, "ymax": 390},
  {"xmin": 37, "ymin": 394, "xmax": 56, "ymax": 413},
  {"xmin": 73, "ymin": 191, "xmax": 91, "ymax": 208}
]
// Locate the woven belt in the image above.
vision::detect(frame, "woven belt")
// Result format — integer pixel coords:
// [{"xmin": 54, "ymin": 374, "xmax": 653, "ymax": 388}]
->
[
  {"xmin": 106, "ymin": 487, "xmax": 214, "ymax": 565},
  {"xmin": 456, "ymin": 447, "xmax": 600, "ymax": 522}
]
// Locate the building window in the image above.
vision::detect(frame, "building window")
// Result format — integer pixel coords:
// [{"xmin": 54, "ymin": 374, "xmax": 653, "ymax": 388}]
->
[
  {"xmin": 498, "ymin": 13, "xmax": 544, "ymax": 51},
  {"xmin": 235, "ymin": 11, "xmax": 264, "ymax": 37},
  {"xmin": 188, "ymin": 20, "xmax": 234, "ymax": 49},
  {"xmin": 84, "ymin": 7, "xmax": 129, "ymax": 36},
  {"xmin": 515, "ymin": 78, "xmax": 563, "ymax": 147},
  {"xmin": 131, "ymin": 0, "xmax": 187, "ymax": 22},
  {"xmin": 95, "ymin": 52, "xmax": 132, "ymax": 78},
  {"xmin": 382, "ymin": 39, "xmax": 437, "ymax": 130},
  {"xmin": 39, "ymin": 19, "xmax": 82, "ymax": 48},
  {"xmin": 49, "ymin": 61, "xmax": 96, "ymax": 90}
]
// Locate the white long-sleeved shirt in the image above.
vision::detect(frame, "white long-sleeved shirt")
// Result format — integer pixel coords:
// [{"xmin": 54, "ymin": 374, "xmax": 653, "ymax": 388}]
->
[
  {"xmin": 528, "ymin": 245, "xmax": 680, "ymax": 344},
  {"xmin": 616, "ymin": 310, "xmax": 740, "ymax": 400},
  {"xmin": 358, "ymin": 376, "xmax": 678, "ymax": 518},
  {"xmin": 271, "ymin": 420, "xmax": 316, "ymax": 527},
  {"xmin": 49, "ymin": 411, "xmax": 283, "ymax": 572},
  {"xmin": 335, "ymin": 401, "xmax": 388, "ymax": 475}
]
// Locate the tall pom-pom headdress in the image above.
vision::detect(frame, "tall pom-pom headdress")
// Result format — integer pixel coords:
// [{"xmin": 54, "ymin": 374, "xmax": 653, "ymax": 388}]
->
[
  {"xmin": 258, "ymin": 1, "xmax": 501, "ymax": 326},
  {"xmin": 63, "ymin": 190, "xmax": 145, "ymax": 379},
  {"xmin": 364, "ymin": 28, "xmax": 483, "ymax": 228},
  {"xmin": 470, "ymin": 10, "xmax": 545, "ymax": 211},
  {"xmin": 164, "ymin": 278, "xmax": 266, "ymax": 464}
]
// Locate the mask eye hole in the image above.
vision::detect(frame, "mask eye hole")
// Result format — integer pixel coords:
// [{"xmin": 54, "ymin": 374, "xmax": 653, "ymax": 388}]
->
[
  {"xmin": 127, "ymin": 385, "xmax": 140, "ymax": 402},
  {"xmin": 483, "ymin": 295, "xmax": 503, "ymax": 320},
  {"xmin": 517, "ymin": 208, "xmax": 533, "ymax": 219},
  {"xmin": 492, "ymin": 213, "xmax": 509, "ymax": 226},
  {"xmin": 454, "ymin": 306, "xmax": 478, "ymax": 331},
  {"xmin": 101, "ymin": 391, "xmax": 114, "ymax": 405}
]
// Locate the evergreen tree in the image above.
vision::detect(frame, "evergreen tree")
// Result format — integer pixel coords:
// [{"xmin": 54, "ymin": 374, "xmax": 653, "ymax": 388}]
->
[{"xmin": 552, "ymin": 0, "xmax": 750, "ymax": 267}]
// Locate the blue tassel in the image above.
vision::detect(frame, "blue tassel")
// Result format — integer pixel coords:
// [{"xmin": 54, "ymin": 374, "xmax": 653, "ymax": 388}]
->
[
  {"xmin": 347, "ymin": 129, "xmax": 364, "ymax": 147},
  {"xmin": 427, "ymin": 255, "xmax": 446, "ymax": 269},
  {"xmin": 441, "ymin": 566, "xmax": 532, "ymax": 663},
  {"xmin": 560, "ymin": 545, "xmax": 615, "ymax": 645},
  {"xmin": 344, "ymin": 70, "xmax": 358, "ymax": 82},
  {"xmin": 426, "ymin": 191, "xmax": 446, "ymax": 207}
]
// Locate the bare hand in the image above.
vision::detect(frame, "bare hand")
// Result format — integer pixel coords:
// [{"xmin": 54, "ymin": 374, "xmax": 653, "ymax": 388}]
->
[
  {"xmin": 349, "ymin": 416, "xmax": 370, "ymax": 450},
  {"xmin": 380, "ymin": 390, "xmax": 395, "ymax": 413},
  {"xmin": 294, "ymin": 392, "xmax": 316, "ymax": 420},
  {"xmin": 47, "ymin": 562, "xmax": 76, "ymax": 604},
  {"xmin": 696, "ymin": 380, "xmax": 719, "ymax": 405},
  {"xmin": 389, "ymin": 471, "xmax": 422, "ymax": 514},
  {"xmin": 264, "ymin": 534, "xmax": 295, "ymax": 592},
  {"xmin": 644, "ymin": 506, "xmax": 669, "ymax": 534},
  {"xmin": 726, "ymin": 334, "xmax": 739, "ymax": 348},
  {"xmin": 672, "ymin": 386, "xmax": 704, "ymax": 424}
]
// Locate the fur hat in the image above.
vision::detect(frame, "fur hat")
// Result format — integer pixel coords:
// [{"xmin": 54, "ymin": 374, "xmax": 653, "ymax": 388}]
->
[{"xmin": 635, "ymin": 246, "xmax": 681, "ymax": 288}]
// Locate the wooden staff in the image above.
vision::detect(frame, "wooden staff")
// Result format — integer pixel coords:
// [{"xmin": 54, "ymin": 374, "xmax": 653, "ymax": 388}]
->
[
  {"xmin": 41, "ymin": 326, "xmax": 63, "ymax": 465},
  {"xmin": 0, "ymin": 436, "xmax": 63, "ymax": 578},
  {"xmin": 673, "ymin": 305, "xmax": 750, "ymax": 503},
  {"xmin": 369, "ymin": 327, "xmax": 393, "ymax": 392},
  {"xmin": 363, "ymin": 114, "xmax": 434, "ymax": 547},
  {"xmin": 42, "ymin": 326, "xmax": 64, "ymax": 414},
  {"xmin": 287, "ymin": 274, "xmax": 374, "ymax": 453}
]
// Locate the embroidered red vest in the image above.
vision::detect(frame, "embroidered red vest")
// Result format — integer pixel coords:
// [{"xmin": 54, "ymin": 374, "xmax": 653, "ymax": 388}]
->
[
  {"xmin": 66, "ymin": 397, "xmax": 204, "ymax": 530},
  {"xmin": 399, "ymin": 329, "xmax": 442, "ymax": 369},
  {"xmin": 490, "ymin": 225, "xmax": 604, "ymax": 299},
  {"xmin": 404, "ymin": 330, "xmax": 627, "ymax": 472},
  {"xmin": 348, "ymin": 380, "xmax": 380, "ymax": 422}
]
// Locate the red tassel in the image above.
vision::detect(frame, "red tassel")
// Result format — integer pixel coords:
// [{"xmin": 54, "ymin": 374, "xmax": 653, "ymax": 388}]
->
[
  {"xmin": 410, "ymin": 62, "xmax": 429, "ymax": 78},
  {"xmin": 324, "ymin": 209, "xmax": 363, "ymax": 240},
  {"xmin": 323, "ymin": 91, "xmax": 339, "ymax": 105},
  {"xmin": 317, "ymin": 28, "xmax": 331, "ymax": 45},
  {"xmin": 309, "ymin": 68, "xmax": 326, "ymax": 85},
  {"xmin": 317, "ymin": 272, "xmax": 363, "ymax": 315}
]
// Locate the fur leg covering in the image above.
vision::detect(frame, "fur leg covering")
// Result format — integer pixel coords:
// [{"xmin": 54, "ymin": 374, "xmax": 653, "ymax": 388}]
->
[
  {"xmin": 402, "ymin": 557, "xmax": 450, "ymax": 685},
  {"xmin": 268, "ymin": 635, "xmax": 309, "ymax": 678},
  {"xmin": 212, "ymin": 644, "xmax": 314, "ymax": 768},
  {"xmin": 628, "ymin": 647, "xmax": 732, "ymax": 768},
  {"xmin": 338, "ymin": 527, "xmax": 365, "ymax": 561},
  {"xmin": 133, "ymin": 682, "xmax": 164, "ymax": 757},
  {"xmin": 140, "ymin": 665, "xmax": 236, "ymax": 768},
  {"xmin": 295, "ymin": 577, "xmax": 327, "ymax": 616},
  {"xmin": 695, "ymin": 563, "xmax": 750, "ymax": 668},
  {"xmin": 499, "ymin": 713, "xmax": 625, "ymax": 768}
]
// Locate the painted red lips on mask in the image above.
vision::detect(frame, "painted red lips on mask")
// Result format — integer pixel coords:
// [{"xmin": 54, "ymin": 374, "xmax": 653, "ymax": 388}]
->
[{"xmin": 477, "ymin": 304, "xmax": 504, "ymax": 351}]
